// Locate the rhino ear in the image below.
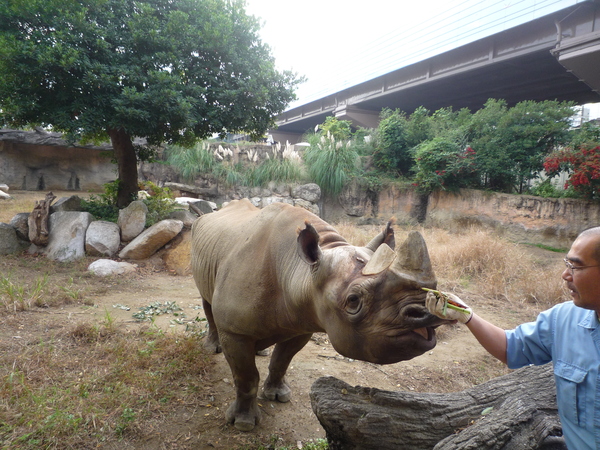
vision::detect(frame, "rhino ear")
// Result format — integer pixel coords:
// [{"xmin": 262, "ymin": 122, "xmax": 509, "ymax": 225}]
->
[
  {"xmin": 297, "ymin": 221, "xmax": 323, "ymax": 265},
  {"xmin": 365, "ymin": 219, "xmax": 396, "ymax": 252}
]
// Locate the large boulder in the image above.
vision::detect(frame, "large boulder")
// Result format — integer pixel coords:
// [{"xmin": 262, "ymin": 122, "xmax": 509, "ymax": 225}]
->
[
  {"xmin": 118, "ymin": 219, "xmax": 183, "ymax": 260},
  {"xmin": 87, "ymin": 259, "xmax": 137, "ymax": 277},
  {"xmin": 85, "ymin": 220, "xmax": 121, "ymax": 257},
  {"xmin": 9, "ymin": 213, "xmax": 30, "ymax": 241},
  {"xmin": 167, "ymin": 209, "xmax": 198, "ymax": 228},
  {"xmin": 45, "ymin": 211, "xmax": 94, "ymax": 262},
  {"xmin": 0, "ymin": 223, "xmax": 21, "ymax": 255},
  {"xmin": 51, "ymin": 195, "xmax": 83, "ymax": 213},
  {"xmin": 118, "ymin": 200, "xmax": 148, "ymax": 241},
  {"xmin": 294, "ymin": 199, "xmax": 320, "ymax": 216},
  {"xmin": 292, "ymin": 183, "xmax": 321, "ymax": 203}
]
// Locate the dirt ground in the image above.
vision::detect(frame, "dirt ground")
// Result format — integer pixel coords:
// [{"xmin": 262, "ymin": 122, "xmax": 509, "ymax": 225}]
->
[
  {"xmin": 4, "ymin": 268, "xmax": 559, "ymax": 449},
  {"xmin": 0, "ymin": 191, "xmax": 566, "ymax": 449}
]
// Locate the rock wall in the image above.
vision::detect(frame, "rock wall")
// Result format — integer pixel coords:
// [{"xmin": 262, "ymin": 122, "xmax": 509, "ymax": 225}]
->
[
  {"xmin": 0, "ymin": 139, "xmax": 116, "ymax": 191},
  {"xmin": 333, "ymin": 187, "xmax": 600, "ymax": 249},
  {"xmin": 425, "ymin": 189, "xmax": 600, "ymax": 248}
]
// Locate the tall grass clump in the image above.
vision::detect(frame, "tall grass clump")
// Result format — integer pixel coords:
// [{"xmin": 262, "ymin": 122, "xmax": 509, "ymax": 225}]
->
[
  {"xmin": 248, "ymin": 142, "xmax": 305, "ymax": 186},
  {"xmin": 165, "ymin": 141, "xmax": 216, "ymax": 182},
  {"xmin": 304, "ymin": 132, "xmax": 361, "ymax": 197}
]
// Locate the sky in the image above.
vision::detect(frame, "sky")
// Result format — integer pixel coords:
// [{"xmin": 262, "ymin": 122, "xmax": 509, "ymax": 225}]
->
[{"xmin": 244, "ymin": 0, "xmax": 598, "ymax": 114}]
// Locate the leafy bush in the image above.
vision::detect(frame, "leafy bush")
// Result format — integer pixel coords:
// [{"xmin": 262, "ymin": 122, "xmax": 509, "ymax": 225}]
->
[
  {"xmin": 412, "ymin": 139, "xmax": 478, "ymax": 194},
  {"xmin": 140, "ymin": 181, "xmax": 177, "ymax": 226},
  {"xmin": 544, "ymin": 145, "xmax": 600, "ymax": 201},
  {"xmin": 81, "ymin": 180, "xmax": 121, "ymax": 222}
]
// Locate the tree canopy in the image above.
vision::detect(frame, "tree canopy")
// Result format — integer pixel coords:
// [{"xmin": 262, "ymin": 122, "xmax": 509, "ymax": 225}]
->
[{"xmin": 0, "ymin": 0, "xmax": 301, "ymax": 206}]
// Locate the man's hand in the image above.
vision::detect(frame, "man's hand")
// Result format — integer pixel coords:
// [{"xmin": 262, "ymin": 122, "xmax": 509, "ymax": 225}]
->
[{"xmin": 425, "ymin": 290, "xmax": 473, "ymax": 324}]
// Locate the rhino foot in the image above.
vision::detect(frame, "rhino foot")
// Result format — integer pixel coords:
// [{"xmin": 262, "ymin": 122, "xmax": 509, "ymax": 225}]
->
[
  {"xmin": 225, "ymin": 400, "xmax": 261, "ymax": 432},
  {"xmin": 263, "ymin": 379, "xmax": 291, "ymax": 403}
]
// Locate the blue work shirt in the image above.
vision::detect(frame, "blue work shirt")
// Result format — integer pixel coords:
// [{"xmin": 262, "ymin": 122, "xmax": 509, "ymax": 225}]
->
[{"xmin": 506, "ymin": 301, "xmax": 600, "ymax": 450}]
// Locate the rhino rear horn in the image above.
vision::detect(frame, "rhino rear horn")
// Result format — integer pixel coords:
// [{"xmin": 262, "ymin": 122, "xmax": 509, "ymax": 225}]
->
[{"xmin": 391, "ymin": 231, "xmax": 435, "ymax": 281}]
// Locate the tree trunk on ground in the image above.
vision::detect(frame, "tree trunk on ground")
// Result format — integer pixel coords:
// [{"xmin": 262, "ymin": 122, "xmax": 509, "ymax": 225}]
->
[
  {"xmin": 108, "ymin": 128, "xmax": 140, "ymax": 208},
  {"xmin": 28, "ymin": 191, "xmax": 56, "ymax": 246},
  {"xmin": 310, "ymin": 364, "xmax": 565, "ymax": 450}
]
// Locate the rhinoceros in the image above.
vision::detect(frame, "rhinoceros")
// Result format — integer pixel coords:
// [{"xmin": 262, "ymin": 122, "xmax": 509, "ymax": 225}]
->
[{"xmin": 191, "ymin": 198, "xmax": 446, "ymax": 431}]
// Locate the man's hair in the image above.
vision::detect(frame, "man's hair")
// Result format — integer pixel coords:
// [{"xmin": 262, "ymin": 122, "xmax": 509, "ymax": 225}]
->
[{"xmin": 578, "ymin": 226, "xmax": 600, "ymax": 263}]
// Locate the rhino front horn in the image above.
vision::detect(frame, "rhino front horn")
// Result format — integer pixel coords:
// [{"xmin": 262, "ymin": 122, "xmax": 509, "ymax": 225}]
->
[{"xmin": 391, "ymin": 231, "xmax": 435, "ymax": 281}]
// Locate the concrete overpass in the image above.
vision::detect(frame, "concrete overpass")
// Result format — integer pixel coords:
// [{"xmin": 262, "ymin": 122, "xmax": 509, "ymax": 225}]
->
[{"xmin": 272, "ymin": 0, "xmax": 600, "ymax": 144}]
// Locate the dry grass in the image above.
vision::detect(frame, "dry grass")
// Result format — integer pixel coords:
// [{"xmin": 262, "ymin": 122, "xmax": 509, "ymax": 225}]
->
[{"xmin": 0, "ymin": 324, "xmax": 211, "ymax": 449}]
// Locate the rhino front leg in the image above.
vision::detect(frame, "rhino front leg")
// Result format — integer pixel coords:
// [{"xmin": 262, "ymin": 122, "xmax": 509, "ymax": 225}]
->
[
  {"xmin": 263, "ymin": 334, "xmax": 312, "ymax": 403},
  {"xmin": 220, "ymin": 333, "xmax": 261, "ymax": 432}
]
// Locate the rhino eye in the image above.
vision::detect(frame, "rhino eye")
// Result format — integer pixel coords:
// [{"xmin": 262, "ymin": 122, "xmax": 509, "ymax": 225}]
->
[{"xmin": 346, "ymin": 294, "xmax": 362, "ymax": 314}]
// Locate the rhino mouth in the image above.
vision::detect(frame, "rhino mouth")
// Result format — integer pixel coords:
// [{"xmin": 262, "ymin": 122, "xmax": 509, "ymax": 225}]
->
[{"xmin": 411, "ymin": 326, "xmax": 433, "ymax": 341}]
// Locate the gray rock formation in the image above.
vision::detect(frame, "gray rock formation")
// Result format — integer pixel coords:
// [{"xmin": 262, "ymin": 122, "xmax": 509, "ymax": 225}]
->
[
  {"xmin": 87, "ymin": 259, "xmax": 137, "ymax": 277},
  {"xmin": 9, "ymin": 213, "xmax": 29, "ymax": 241},
  {"xmin": 85, "ymin": 220, "xmax": 121, "ymax": 257},
  {"xmin": 118, "ymin": 219, "xmax": 184, "ymax": 260},
  {"xmin": 118, "ymin": 200, "xmax": 148, "ymax": 242},
  {"xmin": 45, "ymin": 211, "xmax": 94, "ymax": 262},
  {"xmin": 0, "ymin": 223, "xmax": 21, "ymax": 255}
]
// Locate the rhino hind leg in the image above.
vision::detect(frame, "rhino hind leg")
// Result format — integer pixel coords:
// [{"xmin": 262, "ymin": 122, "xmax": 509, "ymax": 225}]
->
[
  {"xmin": 263, "ymin": 334, "xmax": 312, "ymax": 403},
  {"xmin": 202, "ymin": 299, "xmax": 221, "ymax": 353}
]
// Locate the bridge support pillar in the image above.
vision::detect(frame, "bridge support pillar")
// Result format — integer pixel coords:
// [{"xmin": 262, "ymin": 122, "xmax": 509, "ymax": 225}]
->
[{"xmin": 334, "ymin": 105, "xmax": 380, "ymax": 129}]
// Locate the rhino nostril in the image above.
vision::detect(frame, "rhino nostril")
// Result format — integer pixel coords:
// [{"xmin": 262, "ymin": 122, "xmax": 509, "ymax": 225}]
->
[{"xmin": 403, "ymin": 305, "xmax": 425, "ymax": 319}]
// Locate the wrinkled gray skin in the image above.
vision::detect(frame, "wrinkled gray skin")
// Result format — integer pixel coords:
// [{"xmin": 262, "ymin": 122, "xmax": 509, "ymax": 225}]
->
[{"xmin": 191, "ymin": 199, "xmax": 447, "ymax": 431}]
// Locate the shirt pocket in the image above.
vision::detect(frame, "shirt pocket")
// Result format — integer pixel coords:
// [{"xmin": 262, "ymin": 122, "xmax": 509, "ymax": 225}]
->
[{"xmin": 554, "ymin": 360, "xmax": 587, "ymax": 427}]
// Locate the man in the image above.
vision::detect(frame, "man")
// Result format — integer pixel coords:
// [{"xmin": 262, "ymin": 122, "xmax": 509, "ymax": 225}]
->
[{"xmin": 426, "ymin": 226, "xmax": 600, "ymax": 450}]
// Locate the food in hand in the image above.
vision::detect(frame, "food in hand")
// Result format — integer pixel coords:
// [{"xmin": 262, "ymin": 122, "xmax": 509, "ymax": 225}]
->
[{"xmin": 422, "ymin": 288, "xmax": 470, "ymax": 315}]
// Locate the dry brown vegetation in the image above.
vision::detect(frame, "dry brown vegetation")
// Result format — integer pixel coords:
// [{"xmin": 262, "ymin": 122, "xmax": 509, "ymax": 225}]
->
[{"xmin": 0, "ymin": 192, "xmax": 569, "ymax": 449}]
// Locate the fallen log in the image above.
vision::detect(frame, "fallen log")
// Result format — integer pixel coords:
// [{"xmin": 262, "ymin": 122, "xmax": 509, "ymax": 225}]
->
[{"xmin": 310, "ymin": 364, "xmax": 565, "ymax": 450}]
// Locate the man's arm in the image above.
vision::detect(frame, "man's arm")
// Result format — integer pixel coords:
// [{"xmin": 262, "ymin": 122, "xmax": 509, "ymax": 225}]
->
[{"xmin": 465, "ymin": 313, "xmax": 508, "ymax": 364}]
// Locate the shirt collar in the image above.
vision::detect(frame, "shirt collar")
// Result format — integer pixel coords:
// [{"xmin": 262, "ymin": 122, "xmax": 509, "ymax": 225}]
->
[{"xmin": 579, "ymin": 309, "xmax": 600, "ymax": 329}]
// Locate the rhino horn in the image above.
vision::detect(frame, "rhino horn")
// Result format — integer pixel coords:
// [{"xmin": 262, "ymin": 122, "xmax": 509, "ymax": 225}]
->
[
  {"xmin": 390, "ymin": 231, "xmax": 435, "ymax": 282},
  {"xmin": 362, "ymin": 243, "xmax": 396, "ymax": 275}
]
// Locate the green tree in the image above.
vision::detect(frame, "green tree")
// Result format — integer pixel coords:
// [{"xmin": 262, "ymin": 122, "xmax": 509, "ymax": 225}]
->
[
  {"xmin": 373, "ymin": 108, "xmax": 412, "ymax": 175},
  {"xmin": 468, "ymin": 99, "xmax": 575, "ymax": 192},
  {"xmin": 0, "ymin": 0, "xmax": 301, "ymax": 206}
]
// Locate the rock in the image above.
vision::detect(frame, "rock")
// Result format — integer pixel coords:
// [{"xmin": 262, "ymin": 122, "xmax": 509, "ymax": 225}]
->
[
  {"xmin": 119, "ymin": 219, "xmax": 184, "ymax": 260},
  {"xmin": 189, "ymin": 199, "xmax": 217, "ymax": 215},
  {"xmin": 167, "ymin": 209, "xmax": 198, "ymax": 227},
  {"xmin": 85, "ymin": 220, "xmax": 121, "ymax": 257},
  {"xmin": 162, "ymin": 229, "xmax": 192, "ymax": 275},
  {"xmin": 0, "ymin": 223, "xmax": 21, "ymax": 255},
  {"xmin": 294, "ymin": 199, "xmax": 320, "ymax": 216},
  {"xmin": 292, "ymin": 183, "xmax": 321, "ymax": 203},
  {"xmin": 118, "ymin": 200, "xmax": 148, "ymax": 242},
  {"xmin": 45, "ymin": 211, "xmax": 94, "ymax": 262},
  {"xmin": 87, "ymin": 259, "xmax": 137, "ymax": 277},
  {"xmin": 51, "ymin": 195, "xmax": 83, "ymax": 213},
  {"xmin": 262, "ymin": 196, "xmax": 293, "ymax": 207},
  {"xmin": 9, "ymin": 213, "xmax": 30, "ymax": 241}
]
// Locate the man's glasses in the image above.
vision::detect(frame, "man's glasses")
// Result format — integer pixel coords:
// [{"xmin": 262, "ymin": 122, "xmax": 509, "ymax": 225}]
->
[{"xmin": 563, "ymin": 257, "xmax": 600, "ymax": 275}]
